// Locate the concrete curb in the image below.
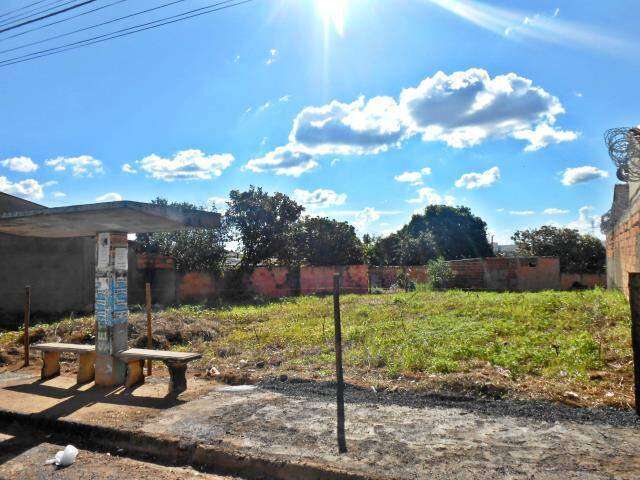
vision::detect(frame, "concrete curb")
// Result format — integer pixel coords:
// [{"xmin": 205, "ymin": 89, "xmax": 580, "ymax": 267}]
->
[{"xmin": 0, "ymin": 409, "xmax": 391, "ymax": 480}]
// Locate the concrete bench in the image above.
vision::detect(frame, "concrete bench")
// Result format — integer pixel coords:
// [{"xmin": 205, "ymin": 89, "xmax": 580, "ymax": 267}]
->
[
  {"xmin": 116, "ymin": 348, "xmax": 202, "ymax": 395},
  {"xmin": 32, "ymin": 343, "xmax": 96, "ymax": 383}
]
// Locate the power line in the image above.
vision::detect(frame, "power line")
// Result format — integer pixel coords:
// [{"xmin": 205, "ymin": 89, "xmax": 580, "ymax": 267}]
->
[
  {"xmin": 0, "ymin": 0, "xmax": 130, "ymax": 42},
  {"xmin": 0, "ymin": 0, "xmax": 256, "ymax": 68},
  {"xmin": 0, "ymin": 0, "xmax": 195, "ymax": 55},
  {"xmin": 0, "ymin": 0, "xmax": 68, "ymax": 23},
  {"xmin": 0, "ymin": 0, "xmax": 58, "ymax": 20},
  {"xmin": 0, "ymin": 0, "xmax": 77, "ymax": 28},
  {"xmin": 0, "ymin": 0, "xmax": 98, "ymax": 34}
]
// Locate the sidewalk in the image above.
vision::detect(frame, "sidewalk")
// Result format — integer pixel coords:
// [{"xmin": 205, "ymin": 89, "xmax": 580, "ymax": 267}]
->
[{"xmin": 1, "ymin": 369, "xmax": 639, "ymax": 479}]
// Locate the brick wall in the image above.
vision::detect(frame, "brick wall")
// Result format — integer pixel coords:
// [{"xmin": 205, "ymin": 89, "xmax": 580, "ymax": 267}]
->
[
  {"xmin": 604, "ymin": 184, "xmax": 639, "ymax": 296},
  {"xmin": 300, "ymin": 265, "xmax": 369, "ymax": 295}
]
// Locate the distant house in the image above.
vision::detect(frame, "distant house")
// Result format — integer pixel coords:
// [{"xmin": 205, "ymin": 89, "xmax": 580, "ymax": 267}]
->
[{"xmin": 492, "ymin": 243, "xmax": 518, "ymax": 256}]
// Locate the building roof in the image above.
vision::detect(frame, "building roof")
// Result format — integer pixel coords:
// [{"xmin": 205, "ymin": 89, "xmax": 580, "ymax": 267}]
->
[
  {"xmin": 0, "ymin": 192, "xmax": 46, "ymax": 214},
  {"xmin": 0, "ymin": 200, "xmax": 220, "ymax": 238}
]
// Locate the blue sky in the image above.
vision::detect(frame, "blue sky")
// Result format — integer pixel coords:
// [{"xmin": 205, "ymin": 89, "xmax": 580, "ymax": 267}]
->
[{"xmin": 0, "ymin": 0, "xmax": 638, "ymax": 243}]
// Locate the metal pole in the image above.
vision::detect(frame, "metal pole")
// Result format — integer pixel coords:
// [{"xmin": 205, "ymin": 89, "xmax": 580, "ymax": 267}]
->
[
  {"xmin": 23, "ymin": 286, "xmax": 30, "ymax": 367},
  {"xmin": 629, "ymin": 273, "xmax": 640, "ymax": 416},
  {"xmin": 145, "ymin": 282, "xmax": 153, "ymax": 376},
  {"xmin": 333, "ymin": 273, "xmax": 347, "ymax": 453}
]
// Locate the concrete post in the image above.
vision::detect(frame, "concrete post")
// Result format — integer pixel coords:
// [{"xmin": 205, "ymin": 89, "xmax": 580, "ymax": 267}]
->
[{"xmin": 94, "ymin": 232, "xmax": 128, "ymax": 386}]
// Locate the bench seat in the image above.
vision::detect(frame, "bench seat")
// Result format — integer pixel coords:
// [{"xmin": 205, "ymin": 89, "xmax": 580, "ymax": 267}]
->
[
  {"xmin": 32, "ymin": 343, "xmax": 96, "ymax": 383},
  {"xmin": 116, "ymin": 348, "xmax": 202, "ymax": 395}
]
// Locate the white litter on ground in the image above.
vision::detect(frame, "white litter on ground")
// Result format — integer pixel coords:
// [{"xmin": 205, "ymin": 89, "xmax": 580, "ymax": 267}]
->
[{"xmin": 45, "ymin": 445, "xmax": 79, "ymax": 467}]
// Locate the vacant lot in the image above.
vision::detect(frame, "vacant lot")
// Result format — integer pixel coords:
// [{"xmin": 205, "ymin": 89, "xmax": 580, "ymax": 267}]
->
[{"xmin": 0, "ymin": 288, "xmax": 633, "ymax": 408}]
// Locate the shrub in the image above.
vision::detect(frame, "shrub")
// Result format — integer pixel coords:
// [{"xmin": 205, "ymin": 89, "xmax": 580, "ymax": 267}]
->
[{"xmin": 427, "ymin": 258, "xmax": 454, "ymax": 290}]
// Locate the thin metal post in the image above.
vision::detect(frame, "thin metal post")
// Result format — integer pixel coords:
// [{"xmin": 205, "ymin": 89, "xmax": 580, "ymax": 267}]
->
[
  {"xmin": 629, "ymin": 273, "xmax": 640, "ymax": 416},
  {"xmin": 23, "ymin": 286, "xmax": 30, "ymax": 367},
  {"xmin": 145, "ymin": 282, "xmax": 153, "ymax": 376},
  {"xmin": 333, "ymin": 273, "xmax": 347, "ymax": 453}
]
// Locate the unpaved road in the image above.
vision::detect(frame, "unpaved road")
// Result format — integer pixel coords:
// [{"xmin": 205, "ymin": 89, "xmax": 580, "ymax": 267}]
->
[
  {"xmin": 144, "ymin": 379, "xmax": 640, "ymax": 479},
  {"xmin": 0, "ymin": 429, "xmax": 236, "ymax": 480}
]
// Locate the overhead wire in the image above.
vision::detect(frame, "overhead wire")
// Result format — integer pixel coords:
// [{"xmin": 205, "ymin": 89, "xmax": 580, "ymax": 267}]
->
[
  {"xmin": 0, "ymin": 0, "xmax": 63, "ymax": 20},
  {"xmin": 0, "ymin": 0, "xmax": 196, "ymax": 54},
  {"xmin": 0, "ymin": 0, "xmax": 69, "ymax": 24},
  {"xmin": 0, "ymin": 0, "xmax": 98, "ymax": 34},
  {"xmin": 0, "ymin": 0, "xmax": 130, "ymax": 42},
  {"xmin": 0, "ymin": 0, "xmax": 256, "ymax": 68}
]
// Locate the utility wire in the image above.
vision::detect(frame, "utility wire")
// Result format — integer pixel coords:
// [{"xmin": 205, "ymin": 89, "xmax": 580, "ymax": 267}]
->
[
  {"xmin": 0, "ymin": 0, "xmax": 196, "ymax": 54},
  {"xmin": 0, "ymin": 0, "xmax": 58, "ymax": 20},
  {"xmin": 0, "ymin": 0, "xmax": 256, "ymax": 68},
  {"xmin": 0, "ymin": 0, "xmax": 97, "ymax": 34},
  {"xmin": 0, "ymin": 0, "xmax": 130, "ymax": 42},
  {"xmin": 0, "ymin": 0, "xmax": 78, "ymax": 28}
]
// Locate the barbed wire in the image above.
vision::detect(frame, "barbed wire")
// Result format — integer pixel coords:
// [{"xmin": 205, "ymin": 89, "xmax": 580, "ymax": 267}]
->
[{"xmin": 605, "ymin": 127, "xmax": 640, "ymax": 182}]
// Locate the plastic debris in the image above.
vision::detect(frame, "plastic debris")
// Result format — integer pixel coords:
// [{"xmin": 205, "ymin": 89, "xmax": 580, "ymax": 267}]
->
[{"xmin": 45, "ymin": 445, "xmax": 79, "ymax": 467}]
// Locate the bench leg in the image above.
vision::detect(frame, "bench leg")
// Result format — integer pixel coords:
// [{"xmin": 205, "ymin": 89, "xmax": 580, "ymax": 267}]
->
[
  {"xmin": 41, "ymin": 351, "xmax": 60, "ymax": 380},
  {"xmin": 77, "ymin": 351, "xmax": 96, "ymax": 384},
  {"xmin": 165, "ymin": 361, "xmax": 188, "ymax": 396},
  {"xmin": 124, "ymin": 359, "xmax": 145, "ymax": 388}
]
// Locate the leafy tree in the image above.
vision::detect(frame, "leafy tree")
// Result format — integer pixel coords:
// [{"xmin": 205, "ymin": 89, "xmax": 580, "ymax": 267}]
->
[
  {"xmin": 226, "ymin": 186, "xmax": 304, "ymax": 269},
  {"xmin": 294, "ymin": 217, "xmax": 364, "ymax": 265},
  {"xmin": 395, "ymin": 232, "xmax": 438, "ymax": 266},
  {"xmin": 136, "ymin": 198, "xmax": 228, "ymax": 274},
  {"xmin": 401, "ymin": 205, "xmax": 493, "ymax": 260},
  {"xmin": 512, "ymin": 226, "xmax": 605, "ymax": 273}
]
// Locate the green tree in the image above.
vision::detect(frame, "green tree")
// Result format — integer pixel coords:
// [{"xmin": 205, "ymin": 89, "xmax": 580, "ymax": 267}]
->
[
  {"xmin": 401, "ymin": 205, "xmax": 493, "ymax": 260},
  {"xmin": 136, "ymin": 198, "xmax": 228, "ymax": 274},
  {"xmin": 226, "ymin": 186, "xmax": 304, "ymax": 269},
  {"xmin": 512, "ymin": 226, "xmax": 605, "ymax": 273},
  {"xmin": 294, "ymin": 217, "xmax": 364, "ymax": 265}
]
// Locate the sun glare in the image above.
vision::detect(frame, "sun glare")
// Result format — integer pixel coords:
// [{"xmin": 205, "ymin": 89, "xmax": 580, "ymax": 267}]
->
[{"xmin": 315, "ymin": 0, "xmax": 346, "ymax": 36}]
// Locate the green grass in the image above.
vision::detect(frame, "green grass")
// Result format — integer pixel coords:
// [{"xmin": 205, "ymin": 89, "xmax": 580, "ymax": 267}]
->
[
  {"xmin": 1, "ymin": 288, "xmax": 633, "ymax": 407},
  {"xmin": 212, "ymin": 288, "xmax": 629, "ymax": 380}
]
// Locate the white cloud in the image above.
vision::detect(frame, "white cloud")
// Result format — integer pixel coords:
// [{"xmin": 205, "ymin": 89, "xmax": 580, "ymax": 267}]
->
[
  {"xmin": 408, "ymin": 187, "xmax": 443, "ymax": 204},
  {"xmin": 543, "ymin": 208, "xmax": 569, "ymax": 215},
  {"xmin": 400, "ymin": 69, "xmax": 577, "ymax": 150},
  {"xmin": 566, "ymin": 206, "xmax": 601, "ymax": 237},
  {"xmin": 293, "ymin": 188, "xmax": 347, "ymax": 209},
  {"xmin": 1, "ymin": 156, "xmax": 38, "ymax": 173},
  {"xmin": 553, "ymin": 7, "xmax": 560, "ymax": 17},
  {"xmin": 52, "ymin": 191, "xmax": 67, "ymax": 198},
  {"xmin": 206, "ymin": 196, "xmax": 227, "ymax": 211},
  {"xmin": 234, "ymin": 55, "xmax": 240, "ymax": 63},
  {"xmin": 512, "ymin": 123, "xmax": 579, "ymax": 151},
  {"xmin": 291, "ymin": 96, "xmax": 406, "ymax": 156},
  {"xmin": 561, "ymin": 165, "xmax": 609, "ymax": 186},
  {"xmin": 454, "ymin": 166, "xmax": 500, "ymax": 189},
  {"xmin": 258, "ymin": 101, "xmax": 272, "ymax": 112},
  {"xmin": 138, "ymin": 149, "xmax": 234, "ymax": 181},
  {"xmin": 395, "ymin": 167, "xmax": 432, "ymax": 186},
  {"xmin": 0, "ymin": 177, "xmax": 44, "ymax": 200},
  {"xmin": 395, "ymin": 171, "xmax": 422, "ymax": 185},
  {"xmin": 574, "ymin": 91, "xmax": 583, "ymax": 98},
  {"xmin": 266, "ymin": 48, "xmax": 278, "ymax": 65},
  {"xmin": 45, "ymin": 155, "xmax": 103, "ymax": 177},
  {"xmin": 245, "ymin": 145, "xmax": 318, "ymax": 177},
  {"xmin": 279, "ymin": 94, "xmax": 292, "ymax": 102},
  {"xmin": 122, "ymin": 163, "xmax": 137, "ymax": 174},
  {"xmin": 96, "ymin": 192, "xmax": 123, "ymax": 202},
  {"xmin": 248, "ymin": 68, "xmax": 577, "ymax": 175},
  {"xmin": 353, "ymin": 207, "xmax": 381, "ymax": 231},
  {"xmin": 509, "ymin": 210, "xmax": 535, "ymax": 216}
]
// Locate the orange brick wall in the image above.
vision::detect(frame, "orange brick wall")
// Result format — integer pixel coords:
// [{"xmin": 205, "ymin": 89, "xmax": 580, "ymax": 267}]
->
[
  {"xmin": 245, "ymin": 267, "xmax": 298, "ymax": 297},
  {"xmin": 605, "ymin": 207, "xmax": 640, "ymax": 296},
  {"xmin": 300, "ymin": 265, "xmax": 369, "ymax": 295}
]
